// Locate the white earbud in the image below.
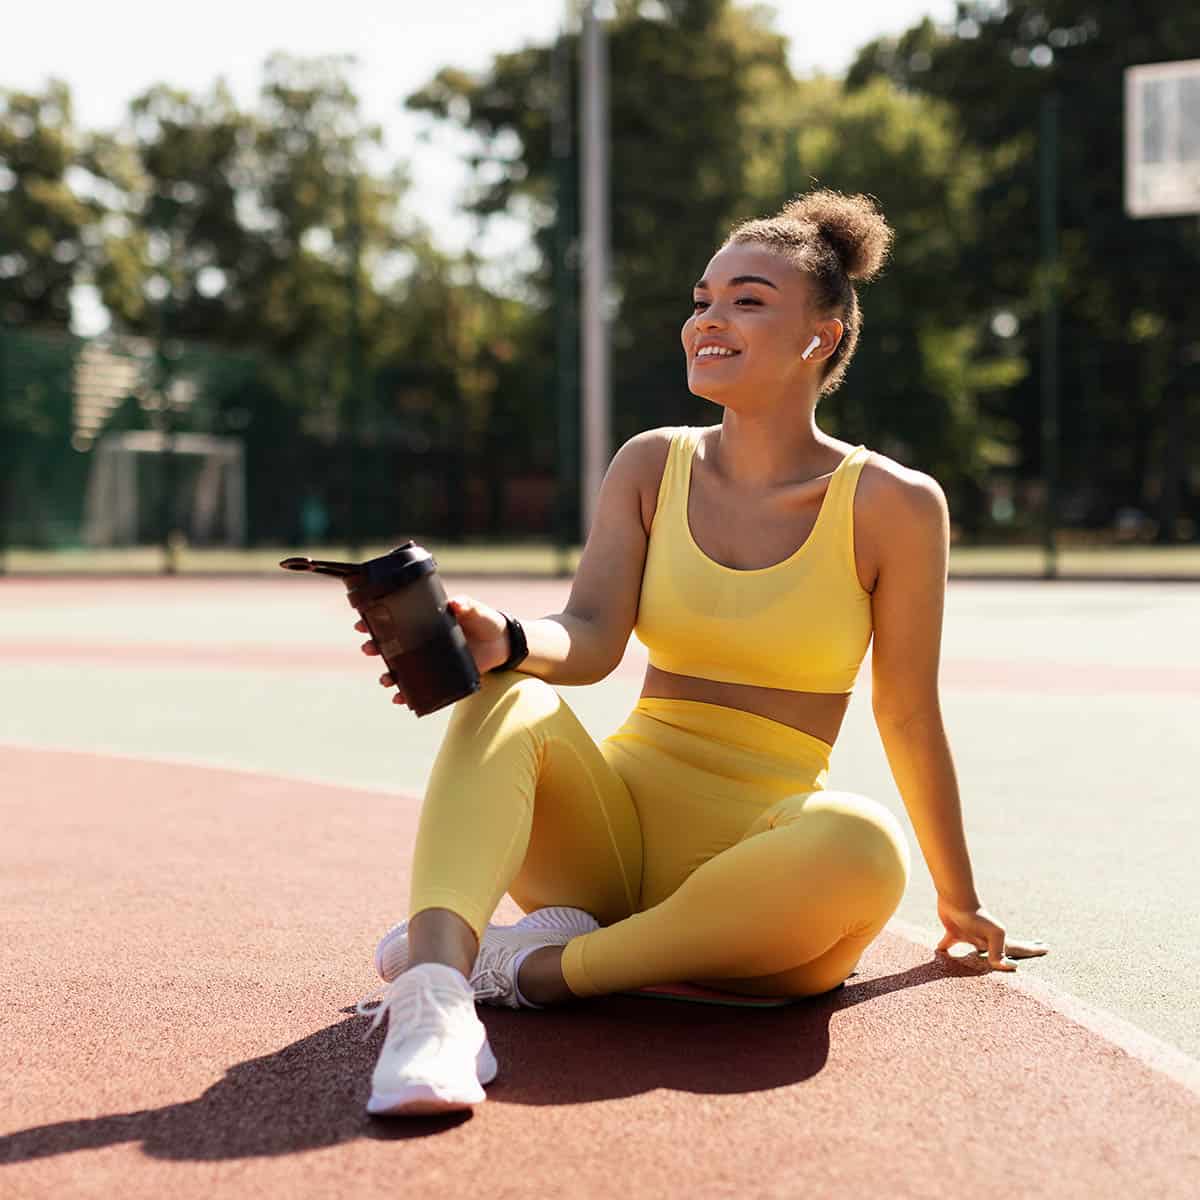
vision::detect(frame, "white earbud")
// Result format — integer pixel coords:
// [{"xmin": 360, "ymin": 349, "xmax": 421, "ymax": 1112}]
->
[{"xmin": 801, "ymin": 335, "xmax": 821, "ymax": 361}]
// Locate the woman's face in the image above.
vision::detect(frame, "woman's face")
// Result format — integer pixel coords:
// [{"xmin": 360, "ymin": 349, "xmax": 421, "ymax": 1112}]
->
[{"xmin": 681, "ymin": 242, "xmax": 841, "ymax": 412}]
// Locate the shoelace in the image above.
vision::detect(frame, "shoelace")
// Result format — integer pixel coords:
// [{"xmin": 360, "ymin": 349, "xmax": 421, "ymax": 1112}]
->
[
  {"xmin": 468, "ymin": 966, "xmax": 512, "ymax": 1005},
  {"xmin": 354, "ymin": 977, "xmax": 475, "ymax": 1043}
]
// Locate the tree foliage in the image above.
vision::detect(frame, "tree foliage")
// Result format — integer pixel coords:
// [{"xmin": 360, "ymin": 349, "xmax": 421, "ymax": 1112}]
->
[
  {"xmin": 405, "ymin": 0, "xmax": 1022, "ymax": 511},
  {"xmin": 744, "ymin": 75, "xmax": 1025, "ymax": 500},
  {"xmin": 848, "ymin": 0, "xmax": 1200, "ymax": 534},
  {"xmin": 407, "ymin": 0, "xmax": 795, "ymax": 445},
  {"xmin": 3, "ymin": 2, "xmax": 1199, "ymax": 541},
  {"xmin": 0, "ymin": 82, "xmax": 95, "ymax": 327}
]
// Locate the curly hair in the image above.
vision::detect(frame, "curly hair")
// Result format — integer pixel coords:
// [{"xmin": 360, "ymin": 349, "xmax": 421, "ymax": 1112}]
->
[{"xmin": 722, "ymin": 189, "xmax": 893, "ymax": 396}]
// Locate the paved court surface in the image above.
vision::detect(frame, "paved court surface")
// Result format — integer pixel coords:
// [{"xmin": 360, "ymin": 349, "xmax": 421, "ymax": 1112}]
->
[
  {"xmin": 2, "ymin": 575, "xmax": 1197, "ymax": 1056},
  {"xmin": 2, "ymin": 576, "xmax": 1199, "ymax": 1197}
]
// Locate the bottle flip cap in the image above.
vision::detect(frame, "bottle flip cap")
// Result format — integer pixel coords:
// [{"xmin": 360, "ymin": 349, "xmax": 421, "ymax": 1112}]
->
[
  {"xmin": 279, "ymin": 556, "xmax": 357, "ymax": 578},
  {"xmin": 279, "ymin": 540, "xmax": 436, "ymax": 588}
]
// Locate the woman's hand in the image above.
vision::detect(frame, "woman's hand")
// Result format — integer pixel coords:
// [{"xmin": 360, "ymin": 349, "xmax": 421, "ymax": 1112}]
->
[
  {"xmin": 935, "ymin": 895, "xmax": 1050, "ymax": 972},
  {"xmin": 354, "ymin": 594, "xmax": 512, "ymax": 706}
]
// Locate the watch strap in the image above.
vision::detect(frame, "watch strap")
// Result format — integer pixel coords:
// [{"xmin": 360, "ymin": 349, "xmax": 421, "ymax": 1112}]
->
[{"xmin": 492, "ymin": 612, "xmax": 529, "ymax": 673}]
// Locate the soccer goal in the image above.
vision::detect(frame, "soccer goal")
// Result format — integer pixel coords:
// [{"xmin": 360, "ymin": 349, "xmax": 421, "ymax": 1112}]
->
[{"xmin": 82, "ymin": 430, "xmax": 246, "ymax": 547}]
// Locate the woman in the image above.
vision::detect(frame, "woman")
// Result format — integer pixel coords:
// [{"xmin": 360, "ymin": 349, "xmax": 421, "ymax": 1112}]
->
[{"xmin": 354, "ymin": 189, "xmax": 1048, "ymax": 1117}]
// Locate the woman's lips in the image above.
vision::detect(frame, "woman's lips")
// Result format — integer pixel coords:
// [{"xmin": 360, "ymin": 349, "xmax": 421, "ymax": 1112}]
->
[{"xmin": 692, "ymin": 351, "xmax": 742, "ymax": 366}]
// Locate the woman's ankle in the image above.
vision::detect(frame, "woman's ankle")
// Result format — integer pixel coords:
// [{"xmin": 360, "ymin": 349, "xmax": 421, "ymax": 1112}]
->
[
  {"xmin": 407, "ymin": 907, "xmax": 479, "ymax": 979},
  {"xmin": 515, "ymin": 945, "xmax": 574, "ymax": 1005},
  {"xmin": 408, "ymin": 950, "xmax": 476, "ymax": 980}
]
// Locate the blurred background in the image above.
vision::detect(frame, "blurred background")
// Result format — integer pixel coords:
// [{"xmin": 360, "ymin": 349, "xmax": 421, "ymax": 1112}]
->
[{"xmin": 2, "ymin": 0, "xmax": 1198, "ymax": 577}]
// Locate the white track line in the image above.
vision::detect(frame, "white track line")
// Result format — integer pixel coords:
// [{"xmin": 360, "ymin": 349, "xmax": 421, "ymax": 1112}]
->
[
  {"xmin": 887, "ymin": 916, "xmax": 1200, "ymax": 1099},
  {"xmin": 0, "ymin": 737, "xmax": 409, "ymax": 801}
]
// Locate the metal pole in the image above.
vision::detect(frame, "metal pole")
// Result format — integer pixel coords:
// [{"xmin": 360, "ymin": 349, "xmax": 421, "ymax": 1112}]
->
[
  {"xmin": 0, "ymin": 322, "xmax": 7, "ymax": 576},
  {"xmin": 346, "ymin": 171, "xmax": 364, "ymax": 559},
  {"xmin": 157, "ymin": 231, "xmax": 179, "ymax": 576},
  {"xmin": 552, "ymin": 26, "xmax": 579, "ymax": 574},
  {"xmin": 1039, "ymin": 91, "xmax": 1060, "ymax": 579},
  {"xmin": 579, "ymin": 0, "xmax": 611, "ymax": 539}
]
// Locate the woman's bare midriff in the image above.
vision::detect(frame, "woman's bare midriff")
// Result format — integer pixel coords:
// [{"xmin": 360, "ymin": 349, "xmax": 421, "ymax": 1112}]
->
[{"xmin": 640, "ymin": 663, "xmax": 851, "ymax": 747}]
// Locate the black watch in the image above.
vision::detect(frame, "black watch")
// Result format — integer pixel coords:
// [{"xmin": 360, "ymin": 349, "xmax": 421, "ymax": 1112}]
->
[{"xmin": 492, "ymin": 612, "xmax": 529, "ymax": 673}]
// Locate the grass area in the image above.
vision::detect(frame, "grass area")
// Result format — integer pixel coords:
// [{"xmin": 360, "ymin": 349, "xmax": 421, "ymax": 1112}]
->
[
  {"xmin": 3, "ymin": 541, "xmax": 1200, "ymax": 579},
  {"xmin": 0, "ymin": 542, "xmax": 584, "ymax": 578}
]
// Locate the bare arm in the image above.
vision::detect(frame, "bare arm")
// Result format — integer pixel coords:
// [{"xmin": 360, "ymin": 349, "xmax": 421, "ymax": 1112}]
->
[
  {"xmin": 517, "ymin": 429, "xmax": 666, "ymax": 685},
  {"xmin": 867, "ymin": 468, "xmax": 979, "ymax": 910},
  {"xmin": 364, "ymin": 429, "xmax": 668, "ymax": 693},
  {"xmin": 867, "ymin": 467, "xmax": 1051, "ymax": 968}
]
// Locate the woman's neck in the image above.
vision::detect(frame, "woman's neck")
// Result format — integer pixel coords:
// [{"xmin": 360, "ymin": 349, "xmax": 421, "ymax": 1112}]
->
[{"xmin": 711, "ymin": 406, "xmax": 834, "ymax": 487}]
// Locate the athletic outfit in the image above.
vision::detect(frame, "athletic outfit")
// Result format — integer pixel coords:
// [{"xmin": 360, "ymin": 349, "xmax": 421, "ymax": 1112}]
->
[{"xmin": 408, "ymin": 426, "xmax": 910, "ymax": 1001}]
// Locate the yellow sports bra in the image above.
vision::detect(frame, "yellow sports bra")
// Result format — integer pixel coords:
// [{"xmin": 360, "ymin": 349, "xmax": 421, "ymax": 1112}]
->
[{"xmin": 635, "ymin": 426, "xmax": 874, "ymax": 694}]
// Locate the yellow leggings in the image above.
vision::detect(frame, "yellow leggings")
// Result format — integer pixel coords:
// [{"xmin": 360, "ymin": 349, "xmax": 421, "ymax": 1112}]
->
[{"xmin": 410, "ymin": 671, "xmax": 910, "ymax": 999}]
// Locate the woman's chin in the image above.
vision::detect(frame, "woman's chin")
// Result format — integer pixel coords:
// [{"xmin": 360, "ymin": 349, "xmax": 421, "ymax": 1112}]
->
[
  {"xmin": 686, "ymin": 376, "xmax": 732, "ymax": 403},
  {"xmin": 688, "ymin": 379, "xmax": 749, "ymax": 410}
]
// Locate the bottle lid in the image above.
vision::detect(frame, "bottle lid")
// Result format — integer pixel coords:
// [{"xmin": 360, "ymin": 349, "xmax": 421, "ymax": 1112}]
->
[{"xmin": 361, "ymin": 541, "xmax": 437, "ymax": 589}]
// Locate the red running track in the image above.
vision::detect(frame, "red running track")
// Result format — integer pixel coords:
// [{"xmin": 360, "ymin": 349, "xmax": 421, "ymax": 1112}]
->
[
  {"xmin": 7, "ymin": 637, "xmax": 1200, "ymax": 695},
  {"xmin": 2, "ymin": 745, "xmax": 1198, "ymax": 1199}
]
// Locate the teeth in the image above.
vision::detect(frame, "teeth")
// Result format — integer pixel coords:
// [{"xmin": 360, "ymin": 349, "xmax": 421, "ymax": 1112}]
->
[{"xmin": 696, "ymin": 346, "xmax": 737, "ymax": 358}]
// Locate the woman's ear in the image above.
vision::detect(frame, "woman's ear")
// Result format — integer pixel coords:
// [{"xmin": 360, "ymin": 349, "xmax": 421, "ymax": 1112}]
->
[
  {"xmin": 799, "ymin": 318, "xmax": 845, "ymax": 363},
  {"xmin": 797, "ymin": 318, "xmax": 845, "ymax": 364},
  {"xmin": 815, "ymin": 318, "xmax": 845, "ymax": 360}
]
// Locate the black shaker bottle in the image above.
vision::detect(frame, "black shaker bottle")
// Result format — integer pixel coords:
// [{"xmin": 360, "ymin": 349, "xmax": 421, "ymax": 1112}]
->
[{"xmin": 279, "ymin": 541, "xmax": 480, "ymax": 716}]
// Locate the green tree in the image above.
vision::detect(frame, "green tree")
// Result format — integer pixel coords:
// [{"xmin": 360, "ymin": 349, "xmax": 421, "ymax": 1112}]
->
[
  {"xmin": 90, "ymin": 57, "xmax": 404, "ymax": 362},
  {"xmin": 848, "ymin": 1, "xmax": 1200, "ymax": 539},
  {"xmin": 404, "ymin": 0, "xmax": 1022, "ymax": 520},
  {"xmin": 85, "ymin": 81, "xmax": 251, "ymax": 339},
  {"xmin": 406, "ymin": 0, "xmax": 795, "ymax": 446},
  {"xmin": 753, "ymin": 75, "xmax": 1025, "ymax": 509},
  {"xmin": 84, "ymin": 56, "xmax": 433, "ymax": 438},
  {"xmin": 0, "ymin": 81, "xmax": 95, "ymax": 329}
]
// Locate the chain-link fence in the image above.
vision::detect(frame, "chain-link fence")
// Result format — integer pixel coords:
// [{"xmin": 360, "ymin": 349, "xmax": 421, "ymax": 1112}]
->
[
  {"xmin": 0, "ymin": 326, "xmax": 561, "ymax": 566},
  {"xmin": 4, "ymin": 323, "xmax": 1199, "ymax": 578}
]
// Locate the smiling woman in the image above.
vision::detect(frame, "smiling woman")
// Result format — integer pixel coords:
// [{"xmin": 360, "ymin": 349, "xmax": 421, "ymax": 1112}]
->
[
  {"xmin": 686, "ymin": 190, "xmax": 893, "ymax": 401},
  {"xmin": 345, "ymin": 185, "xmax": 1048, "ymax": 1120}
]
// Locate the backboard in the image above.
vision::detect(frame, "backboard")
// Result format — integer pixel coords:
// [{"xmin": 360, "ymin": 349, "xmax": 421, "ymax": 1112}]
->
[{"xmin": 1125, "ymin": 58, "xmax": 1200, "ymax": 218}]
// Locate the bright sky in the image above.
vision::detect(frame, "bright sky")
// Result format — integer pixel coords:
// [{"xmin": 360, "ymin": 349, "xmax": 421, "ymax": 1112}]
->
[{"xmin": 7, "ymin": 0, "xmax": 956, "ymax": 330}]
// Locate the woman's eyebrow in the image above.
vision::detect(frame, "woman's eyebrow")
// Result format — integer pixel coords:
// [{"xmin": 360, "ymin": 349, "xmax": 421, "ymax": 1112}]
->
[{"xmin": 692, "ymin": 274, "xmax": 780, "ymax": 291}]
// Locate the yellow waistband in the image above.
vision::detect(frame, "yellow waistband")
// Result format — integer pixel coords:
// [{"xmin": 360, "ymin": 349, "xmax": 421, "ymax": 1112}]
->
[{"xmin": 630, "ymin": 696, "xmax": 833, "ymax": 768}]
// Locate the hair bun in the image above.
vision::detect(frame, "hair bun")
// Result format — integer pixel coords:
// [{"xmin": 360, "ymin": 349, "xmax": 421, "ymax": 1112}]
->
[{"xmin": 779, "ymin": 189, "xmax": 892, "ymax": 282}]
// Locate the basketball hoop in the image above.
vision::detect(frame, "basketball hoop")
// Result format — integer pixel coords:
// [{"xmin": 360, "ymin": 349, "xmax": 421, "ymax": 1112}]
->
[{"xmin": 1125, "ymin": 58, "xmax": 1200, "ymax": 219}]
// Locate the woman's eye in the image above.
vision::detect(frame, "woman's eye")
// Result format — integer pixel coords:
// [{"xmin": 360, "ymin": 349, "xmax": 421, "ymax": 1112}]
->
[{"xmin": 691, "ymin": 298, "xmax": 761, "ymax": 311}]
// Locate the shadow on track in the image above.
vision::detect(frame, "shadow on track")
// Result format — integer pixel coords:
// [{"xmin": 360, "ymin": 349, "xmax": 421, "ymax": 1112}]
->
[{"xmin": 0, "ymin": 954, "xmax": 984, "ymax": 1162}]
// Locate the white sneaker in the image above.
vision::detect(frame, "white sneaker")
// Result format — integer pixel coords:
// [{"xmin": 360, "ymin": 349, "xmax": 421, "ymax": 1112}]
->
[
  {"xmin": 374, "ymin": 906, "xmax": 600, "ymax": 987},
  {"xmin": 355, "ymin": 962, "xmax": 499, "ymax": 1116},
  {"xmin": 469, "ymin": 917, "xmax": 599, "ymax": 1008}
]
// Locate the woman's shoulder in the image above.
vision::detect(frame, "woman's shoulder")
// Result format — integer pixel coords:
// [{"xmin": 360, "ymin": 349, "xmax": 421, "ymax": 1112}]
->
[
  {"xmin": 619, "ymin": 425, "xmax": 682, "ymax": 451},
  {"xmin": 610, "ymin": 426, "xmax": 703, "ymax": 535},
  {"xmin": 611, "ymin": 425, "xmax": 698, "ymax": 477},
  {"xmin": 858, "ymin": 448, "xmax": 945, "ymax": 504},
  {"xmin": 617, "ymin": 424, "xmax": 709, "ymax": 456},
  {"xmin": 848, "ymin": 450, "xmax": 948, "ymax": 591},
  {"xmin": 856, "ymin": 448, "xmax": 949, "ymax": 535},
  {"xmin": 619, "ymin": 424, "xmax": 686, "ymax": 532}
]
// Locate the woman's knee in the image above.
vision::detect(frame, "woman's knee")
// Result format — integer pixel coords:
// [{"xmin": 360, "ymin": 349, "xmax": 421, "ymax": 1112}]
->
[
  {"xmin": 834, "ymin": 791, "xmax": 910, "ymax": 905},
  {"xmin": 445, "ymin": 668, "xmax": 562, "ymax": 739},
  {"xmin": 786, "ymin": 790, "xmax": 911, "ymax": 906},
  {"xmin": 472, "ymin": 668, "xmax": 558, "ymax": 709}
]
